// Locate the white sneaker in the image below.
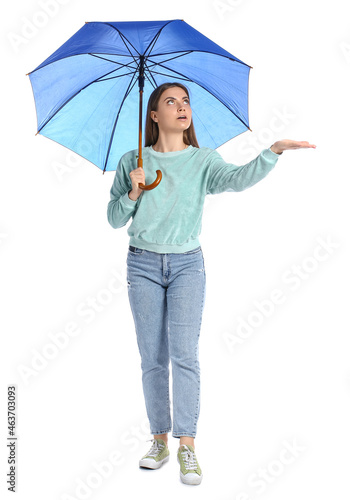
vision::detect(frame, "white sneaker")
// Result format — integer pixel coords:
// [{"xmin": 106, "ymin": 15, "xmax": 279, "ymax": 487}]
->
[
  {"xmin": 177, "ymin": 444, "xmax": 203, "ymax": 485},
  {"xmin": 139, "ymin": 439, "xmax": 170, "ymax": 469}
]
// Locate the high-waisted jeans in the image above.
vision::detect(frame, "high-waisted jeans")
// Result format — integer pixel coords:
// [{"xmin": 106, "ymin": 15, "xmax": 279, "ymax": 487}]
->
[{"xmin": 126, "ymin": 245, "xmax": 206, "ymax": 439}]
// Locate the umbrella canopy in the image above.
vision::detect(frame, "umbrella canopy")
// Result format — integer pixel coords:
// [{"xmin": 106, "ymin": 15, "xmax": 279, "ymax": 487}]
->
[{"xmin": 28, "ymin": 19, "xmax": 252, "ymax": 173}]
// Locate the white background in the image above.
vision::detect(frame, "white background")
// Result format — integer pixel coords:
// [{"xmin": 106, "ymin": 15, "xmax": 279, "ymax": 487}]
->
[{"xmin": 1, "ymin": 0, "xmax": 350, "ymax": 498}]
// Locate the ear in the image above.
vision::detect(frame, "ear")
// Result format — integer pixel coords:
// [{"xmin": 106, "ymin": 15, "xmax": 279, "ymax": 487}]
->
[{"xmin": 150, "ymin": 111, "xmax": 157, "ymax": 122}]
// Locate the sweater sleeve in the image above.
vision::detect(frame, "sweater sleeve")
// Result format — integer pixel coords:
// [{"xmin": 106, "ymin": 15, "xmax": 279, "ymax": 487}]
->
[
  {"xmin": 107, "ymin": 157, "xmax": 141, "ymax": 229},
  {"xmin": 206, "ymin": 147, "xmax": 281, "ymax": 195}
]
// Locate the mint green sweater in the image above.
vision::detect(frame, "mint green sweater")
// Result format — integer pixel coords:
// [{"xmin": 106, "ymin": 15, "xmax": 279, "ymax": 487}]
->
[{"xmin": 107, "ymin": 145, "xmax": 281, "ymax": 253}]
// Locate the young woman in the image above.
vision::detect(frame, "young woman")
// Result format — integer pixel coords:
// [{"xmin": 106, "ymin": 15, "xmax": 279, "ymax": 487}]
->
[{"xmin": 107, "ymin": 82, "xmax": 316, "ymax": 485}]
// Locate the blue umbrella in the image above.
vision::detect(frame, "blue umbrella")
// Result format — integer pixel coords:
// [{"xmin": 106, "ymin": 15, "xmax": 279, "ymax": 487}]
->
[{"xmin": 27, "ymin": 19, "xmax": 252, "ymax": 188}]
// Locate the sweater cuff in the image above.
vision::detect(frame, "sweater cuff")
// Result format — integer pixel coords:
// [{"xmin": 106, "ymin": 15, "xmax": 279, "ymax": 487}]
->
[
  {"xmin": 120, "ymin": 191, "xmax": 138, "ymax": 208},
  {"xmin": 268, "ymin": 147, "xmax": 283, "ymax": 157},
  {"xmin": 266, "ymin": 147, "xmax": 282, "ymax": 159}
]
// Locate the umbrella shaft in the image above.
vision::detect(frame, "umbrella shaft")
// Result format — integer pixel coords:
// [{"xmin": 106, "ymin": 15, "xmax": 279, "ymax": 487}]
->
[
  {"xmin": 138, "ymin": 55, "xmax": 145, "ymax": 169},
  {"xmin": 138, "ymin": 89, "xmax": 143, "ymax": 169},
  {"xmin": 138, "ymin": 55, "xmax": 145, "ymax": 91}
]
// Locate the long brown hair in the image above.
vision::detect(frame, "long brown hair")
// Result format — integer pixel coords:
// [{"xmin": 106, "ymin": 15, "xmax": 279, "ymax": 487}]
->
[{"xmin": 144, "ymin": 82, "xmax": 200, "ymax": 148}]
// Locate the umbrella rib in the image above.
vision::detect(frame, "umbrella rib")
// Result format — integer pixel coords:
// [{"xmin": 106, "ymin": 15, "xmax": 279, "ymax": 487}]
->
[
  {"xmin": 151, "ymin": 50, "xmax": 252, "ymax": 68},
  {"xmin": 102, "ymin": 23, "xmax": 141, "ymax": 62},
  {"xmin": 89, "ymin": 54, "xmax": 138, "ymax": 81},
  {"xmin": 141, "ymin": 20, "xmax": 192, "ymax": 89},
  {"xmin": 102, "ymin": 74, "xmax": 139, "ymax": 173},
  {"xmin": 142, "ymin": 58, "xmax": 189, "ymax": 91},
  {"xmin": 27, "ymin": 21, "xmax": 142, "ymax": 75},
  {"xmin": 143, "ymin": 19, "xmax": 176, "ymax": 58},
  {"xmin": 95, "ymin": 71, "xmax": 138, "ymax": 83},
  {"xmin": 143, "ymin": 30, "xmax": 162, "ymax": 58},
  {"xmin": 142, "ymin": 52, "xmax": 194, "ymax": 88},
  {"xmin": 36, "ymin": 66, "xmax": 135, "ymax": 134},
  {"xmin": 95, "ymin": 68, "xmax": 139, "ymax": 82},
  {"xmin": 89, "ymin": 53, "xmax": 137, "ymax": 69},
  {"xmin": 143, "ymin": 61, "xmax": 158, "ymax": 89},
  {"xmin": 145, "ymin": 69, "xmax": 192, "ymax": 82},
  {"xmin": 148, "ymin": 60, "xmax": 250, "ymax": 130},
  {"xmin": 89, "ymin": 53, "xmax": 136, "ymax": 63},
  {"xmin": 146, "ymin": 51, "xmax": 194, "ymax": 68},
  {"xmin": 28, "ymin": 53, "xmax": 136, "ymax": 76},
  {"xmin": 143, "ymin": 52, "xmax": 196, "ymax": 89}
]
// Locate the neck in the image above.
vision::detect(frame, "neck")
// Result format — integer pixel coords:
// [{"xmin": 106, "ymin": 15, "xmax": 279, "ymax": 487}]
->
[{"xmin": 152, "ymin": 133, "xmax": 188, "ymax": 153}]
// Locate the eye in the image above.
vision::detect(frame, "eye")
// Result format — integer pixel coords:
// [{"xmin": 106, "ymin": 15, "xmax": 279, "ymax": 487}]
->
[{"xmin": 166, "ymin": 99, "xmax": 190, "ymax": 105}]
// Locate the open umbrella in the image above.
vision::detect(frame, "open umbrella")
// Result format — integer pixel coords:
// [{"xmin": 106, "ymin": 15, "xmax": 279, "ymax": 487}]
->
[{"xmin": 27, "ymin": 19, "xmax": 252, "ymax": 189}]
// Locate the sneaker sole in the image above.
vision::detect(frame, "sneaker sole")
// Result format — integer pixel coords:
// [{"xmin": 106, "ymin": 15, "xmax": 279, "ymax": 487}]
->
[
  {"xmin": 139, "ymin": 454, "xmax": 169, "ymax": 469},
  {"xmin": 177, "ymin": 456, "xmax": 203, "ymax": 485}
]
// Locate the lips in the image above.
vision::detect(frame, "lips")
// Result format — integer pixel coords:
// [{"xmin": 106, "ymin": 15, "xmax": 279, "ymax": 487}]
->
[{"xmin": 178, "ymin": 116, "xmax": 187, "ymax": 120}]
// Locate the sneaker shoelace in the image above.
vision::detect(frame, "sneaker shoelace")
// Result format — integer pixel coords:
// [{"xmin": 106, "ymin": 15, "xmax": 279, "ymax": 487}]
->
[
  {"xmin": 180, "ymin": 445, "xmax": 198, "ymax": 471},
  {"xmin": 145, "ymin": 439, "xmax": 164, "ymax": 458}
]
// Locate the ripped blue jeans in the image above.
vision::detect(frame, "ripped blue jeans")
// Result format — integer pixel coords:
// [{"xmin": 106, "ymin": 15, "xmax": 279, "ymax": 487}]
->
[{"xmin": 126, "ymin": 246, "xmax": 206, "ymax": 439}]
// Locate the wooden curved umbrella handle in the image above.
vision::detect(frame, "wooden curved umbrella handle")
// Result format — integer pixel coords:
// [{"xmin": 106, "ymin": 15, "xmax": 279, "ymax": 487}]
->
[
  {"xmin": 136, "ymin": 86, "xmax": 162, "ymax": 190},
  {"xmin": 138, "ymin": 169, "xmax": 162, "ymax": 190}
]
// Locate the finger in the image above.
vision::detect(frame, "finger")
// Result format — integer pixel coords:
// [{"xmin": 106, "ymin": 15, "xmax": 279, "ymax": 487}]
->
[
  {"xmin": 296, "ymin": 141, "xmax": 317, "ymax": 148},
  {"xmin": 287, "ymin": 141, "xmax": 316, "ymax": 149},
  {"xmin": 131, "ymin": 171, "xmax": 145, "ymax": 178}
]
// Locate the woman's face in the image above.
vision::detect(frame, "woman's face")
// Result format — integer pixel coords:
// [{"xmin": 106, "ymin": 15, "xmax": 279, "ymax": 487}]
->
[{"xmin": 150, "ymin": 87, "xmax": 192, "ymax": 134}]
